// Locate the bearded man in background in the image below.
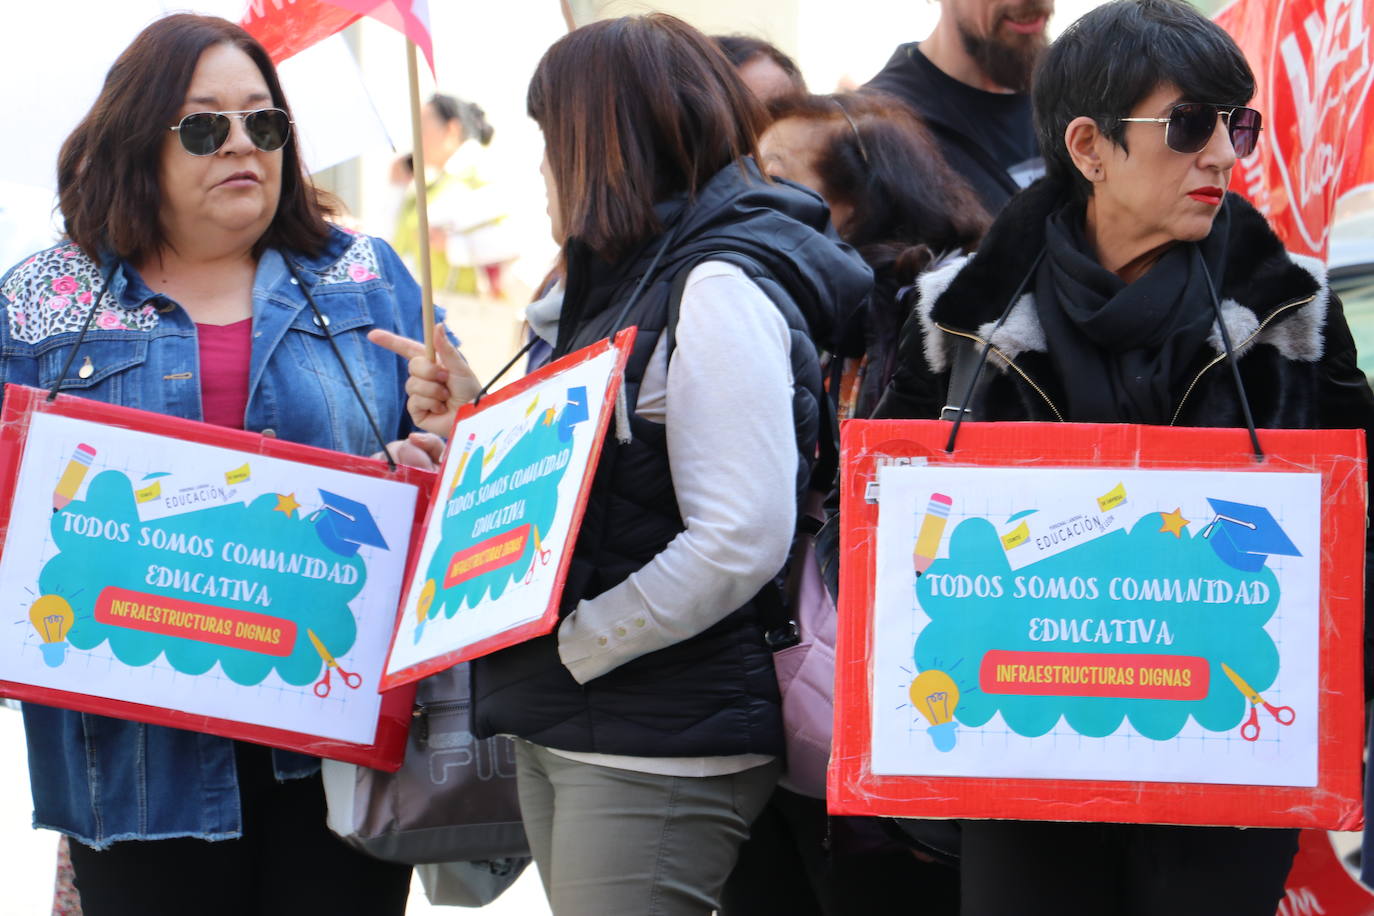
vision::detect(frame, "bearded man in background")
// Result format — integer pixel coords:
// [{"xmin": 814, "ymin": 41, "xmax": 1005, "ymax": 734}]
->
[{"xmin": 865, "ymin": 0, "xmax": 1053, "ymax": 211}]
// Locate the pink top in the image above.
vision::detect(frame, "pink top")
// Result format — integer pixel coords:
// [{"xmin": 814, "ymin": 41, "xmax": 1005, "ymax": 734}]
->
[{"xmin": 196, "ymin": 319, "xmax": 253, "ymax": 429}]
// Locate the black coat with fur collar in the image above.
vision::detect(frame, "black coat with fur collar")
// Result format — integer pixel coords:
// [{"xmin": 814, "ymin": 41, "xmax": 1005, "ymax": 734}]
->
[
  {"xmin": 876, "ymin": 180, "xmax": 1374, "ymax": 438},
  {"xmin": 875, "ymin": 179, "xmax": 1374, "ymax": 690}
]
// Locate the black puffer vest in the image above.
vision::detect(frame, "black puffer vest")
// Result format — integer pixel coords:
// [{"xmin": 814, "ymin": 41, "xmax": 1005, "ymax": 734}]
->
[{"xmin": 472, "ymin": 161, "xmax": 872, "ymax": 757}]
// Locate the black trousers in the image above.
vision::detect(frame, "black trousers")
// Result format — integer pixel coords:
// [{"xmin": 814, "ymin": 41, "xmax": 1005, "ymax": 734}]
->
[
  {"xmin": 720, "ymin": 786, "xmax": 959, "ymax": 916},
  {"xmin": 68, "ymin": 743, "xmax": 411, "ymax": 916},
  {"xmin": 960, "ymin": 820, "xmax": 1299, "ymax": 916}
]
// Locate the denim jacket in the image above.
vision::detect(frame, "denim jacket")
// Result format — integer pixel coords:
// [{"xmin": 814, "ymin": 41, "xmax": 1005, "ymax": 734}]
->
[{"xmin": 1, "ymin": 227, "xmax": 426, "ymax": 848}]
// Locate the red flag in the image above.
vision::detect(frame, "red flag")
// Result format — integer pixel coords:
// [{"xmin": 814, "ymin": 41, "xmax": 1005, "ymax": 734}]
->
[
  {"xmin": 241, "ymin": 0, "xmax": 434, "ymax": 72},
  {"xmin": 1278, "ymin": 830, "xmax": 1374, "ymax": 915},
  {"xmin": 1215, "ymin": 0, "xmax": 1374, "ymax": 259}
]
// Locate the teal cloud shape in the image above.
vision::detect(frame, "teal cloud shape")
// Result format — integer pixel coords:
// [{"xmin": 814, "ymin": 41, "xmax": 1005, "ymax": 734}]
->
[
  {"xmin": 421, "ymin": 415, "xmax": 569, "ymax": 620},
  {"xmin": 915, "ymin": 511, "xmax": 1282, "ymax": 740},
  {"xmin": 42, "ymin": 470, "xmax": 364, "ymax": 687}
]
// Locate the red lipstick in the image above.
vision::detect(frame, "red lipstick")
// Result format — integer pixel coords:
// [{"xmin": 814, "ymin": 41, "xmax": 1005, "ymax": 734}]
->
[{"xmin": 1187, "ymin": 186, "xmax": 1224, "ymax": 206}]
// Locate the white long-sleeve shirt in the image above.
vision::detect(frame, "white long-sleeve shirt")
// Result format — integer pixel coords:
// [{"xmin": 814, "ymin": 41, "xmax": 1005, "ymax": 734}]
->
[{"xmin": 525, "ymin": 260, "xmax": 797, "ymax": 776}]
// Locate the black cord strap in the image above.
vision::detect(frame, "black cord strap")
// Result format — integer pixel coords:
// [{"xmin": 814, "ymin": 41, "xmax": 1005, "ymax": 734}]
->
[
  {"xmin": 945, "ymin": 248, "xmax": 1046, "ymax": 453},
  {"xmin": 285, "ymin": 259, "xmax": 397, "ymax": 470},
  {"xmin": 607, "ymin": 223, "xmax": 683, "ymax": 337},
  {"xmin": 47, "ymin": 260, "xmax": 120, "ymax": 402},
  {"xmin": 473, "ymin": 222, "xmax": 681, "ymax": 420},
  {"xmin": 1195, "ymin": 247, "xmax": 1263, "ymax": 462},
  {"xmin": 477, "ymin": 226, "xmax": 680, "ymax": 406},
  {"xmin": 473, "ymin": 337, "xmax": 537, "ymax": 407}
]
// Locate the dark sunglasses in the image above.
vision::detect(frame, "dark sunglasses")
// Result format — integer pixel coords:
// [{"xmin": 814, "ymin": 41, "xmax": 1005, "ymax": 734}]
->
[
  {"xmin": 1120, "ymin": 103, "xmax": 1263, "ymax": 158},
  {"xmin": 168, "ymin": 108, "xmax": 293, "ymax": 156}
]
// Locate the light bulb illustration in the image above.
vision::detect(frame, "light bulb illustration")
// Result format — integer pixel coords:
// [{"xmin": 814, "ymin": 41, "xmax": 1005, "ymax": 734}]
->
[
  {"xmin": 29, "ymin": 594, "xmax": 74, "ymax": 667},
  {"xmin": 413, "ymin": 579, "xmax": 437, "ymax": 643},
  {"xmin": 910, "ymin": 668, "xmax": 960, "ymax": 752}
]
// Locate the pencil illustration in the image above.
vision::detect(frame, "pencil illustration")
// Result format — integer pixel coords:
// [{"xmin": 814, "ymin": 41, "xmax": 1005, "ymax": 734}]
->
[
  {"xmin": 52, "ymin": 443, "xmax": 96, "ymax": 512},
  {"xmin": 913, "ymin": 492, "xmax": 953, "ymax": 577},
  {"xmin": 449, "ymin": 432, "xmax": 477, "ymax": 495}
]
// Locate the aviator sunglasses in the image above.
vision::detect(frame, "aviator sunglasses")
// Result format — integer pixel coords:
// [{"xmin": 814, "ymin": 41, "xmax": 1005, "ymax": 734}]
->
[
  {"xmin": 168, "ymin": 108, "xmax": 293, "ymax": 156},
  {"xmin": 1120, "ymin": 103, "xmax": 1262, "ymax": 158}
]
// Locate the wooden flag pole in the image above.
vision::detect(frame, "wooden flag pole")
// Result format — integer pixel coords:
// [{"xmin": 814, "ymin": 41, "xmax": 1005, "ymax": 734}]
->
[{"xmin": 406, "ymin": 39, "xmax": 436, "ymax": 362}]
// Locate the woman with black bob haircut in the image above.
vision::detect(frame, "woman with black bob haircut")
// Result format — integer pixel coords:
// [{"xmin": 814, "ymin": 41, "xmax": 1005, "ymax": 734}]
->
[
  {"xmin": 877, "ymin": 1, "xmax": 1374, "ymax": 913},
  {"xmin": 387, "ymin": 13, "xmax": 871, "ymax": 914}
]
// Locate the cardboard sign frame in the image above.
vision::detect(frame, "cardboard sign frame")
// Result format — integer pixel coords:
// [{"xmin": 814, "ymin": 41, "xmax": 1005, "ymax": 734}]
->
[
  {"xmin": 831, "ymin": 419, "xmax": 1367, "ymax": 830},
  {"xmin": 0, "ymin": 384, "xmax": 435, "ymax": 770},
  {"xmin": 379, "ymin": 328, "xmax": 636, "ymax": 690}
]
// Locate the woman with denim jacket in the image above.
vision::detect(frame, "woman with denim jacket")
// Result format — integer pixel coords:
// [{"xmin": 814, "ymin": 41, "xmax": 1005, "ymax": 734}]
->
[{"xmin": 0, "ymin": 15, "xmax": 444, "ymax": 915}]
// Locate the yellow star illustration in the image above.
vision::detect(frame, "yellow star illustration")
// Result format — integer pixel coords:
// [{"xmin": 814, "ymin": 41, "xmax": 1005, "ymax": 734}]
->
[
  {"xmin": 274, "ymin": 492, "xmax": 300, "ymax": 517},
  {"xmin": 1159, "ymin": 507, "xmax": 1190, "ymax": 538}
]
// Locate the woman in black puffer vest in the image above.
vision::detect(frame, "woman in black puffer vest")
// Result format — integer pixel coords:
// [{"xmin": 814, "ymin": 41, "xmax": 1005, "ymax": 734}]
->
[{"xmin": 387, "ymin": 15, "xmax": 871, "ymax": 915}]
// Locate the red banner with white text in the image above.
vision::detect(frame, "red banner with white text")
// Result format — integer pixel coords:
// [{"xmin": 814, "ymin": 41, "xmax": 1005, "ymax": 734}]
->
[
  {"xmin": 1215, "ymin": 0, "xmax": 1374, "ymax": 259},
  {"xmin": 241, "ymin": 0, "xmax": 434, "ymax": 71}
]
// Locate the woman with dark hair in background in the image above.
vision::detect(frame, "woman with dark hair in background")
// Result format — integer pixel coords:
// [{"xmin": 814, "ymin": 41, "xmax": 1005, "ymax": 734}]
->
[
  {"xmin": 378, "ymin": 14, "xmax": 871, "ymax": 914},
  {"xmin": 2, "ymin": 14, "xmax": 434, "ymax": 915},
  {"xmin": 761, "ymin": 90, "xmax": 989, "ymax": 420},
  {"xmin": 393, "ymin": 93, "xmax": 518, "ymax": 298},
  {"xmin": 714, "ymin": 34, "xmax": 808, "ymax": 104},
  {"xmin": 713, "ymin": 91, "xmax": 987, "ymax": 916},
  {"xmin": 877, "ymin": 1, "xmax": 1374, "ymax": 912}
]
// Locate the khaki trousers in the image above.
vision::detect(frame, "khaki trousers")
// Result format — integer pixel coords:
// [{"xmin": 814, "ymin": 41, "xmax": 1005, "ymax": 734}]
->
[{"xmin": 514, "ymin": 740, "xmax": 779, "ymax": 916}]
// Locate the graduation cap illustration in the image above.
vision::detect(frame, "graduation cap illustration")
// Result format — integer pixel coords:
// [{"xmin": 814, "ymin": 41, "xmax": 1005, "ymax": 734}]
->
[
  {"xmin": 557, "ymin": 386, "xmax": 590, "ymax": 443},
  {"xmin": 313, "ymin": 490, "xmax": 389, "ymax": 557},
  {"xmin": 1200, "ymin": 498, "xmax": 1301, "ymax": 572}
]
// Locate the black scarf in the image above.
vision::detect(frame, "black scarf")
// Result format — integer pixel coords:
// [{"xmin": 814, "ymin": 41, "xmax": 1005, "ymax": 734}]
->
[{"xmin": 1033, "ymin": 204, "xmax": 1228, "ymax": 424}]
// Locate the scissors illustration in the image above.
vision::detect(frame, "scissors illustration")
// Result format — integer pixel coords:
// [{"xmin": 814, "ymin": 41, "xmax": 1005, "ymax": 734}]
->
[
  {"xmin": 308, "ymin": 628, "xmax": 362, "ymax": 698},
  {"xmin": 523, "ymin": 526, "xmax": 553, "ymax": 585},
  {"xmin": 1221, "ymin": 662, "xmax": 1295, "ymax": 741}
]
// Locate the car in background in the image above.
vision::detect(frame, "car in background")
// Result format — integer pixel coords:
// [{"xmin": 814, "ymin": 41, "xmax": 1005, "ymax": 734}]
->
[{"xmin": 1329, "ymin": 210, "xmax": 1374, "ymax": 386}]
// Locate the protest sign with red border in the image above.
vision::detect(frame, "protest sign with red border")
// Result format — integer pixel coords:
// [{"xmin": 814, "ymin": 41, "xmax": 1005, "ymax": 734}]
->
[
  {"xmin": 831, "ymin": 419, "xmax": 1365, "ymax": 829},
  {"xmin": 0, "ymin": 384, "xmax": 434, "ymax": 770},
  {"xmin": 380, "ymin": 328, "xmax": 636, "ymax": 690}
]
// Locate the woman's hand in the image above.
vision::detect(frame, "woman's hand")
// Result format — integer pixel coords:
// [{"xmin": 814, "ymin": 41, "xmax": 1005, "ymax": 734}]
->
[
  {"xmin": 373, "ymin": 432, "xmax": 446, "ymax": 470},
  {"xmin": 368, "ymin": 323, "xmax": 481, "ymax": 436}
]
